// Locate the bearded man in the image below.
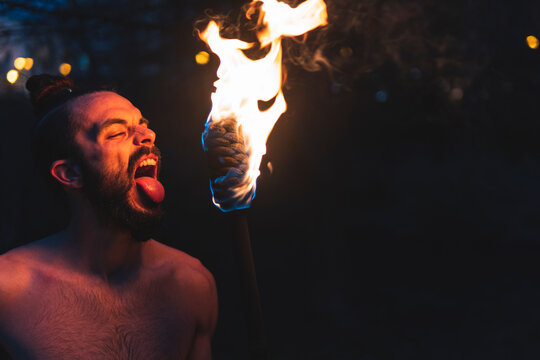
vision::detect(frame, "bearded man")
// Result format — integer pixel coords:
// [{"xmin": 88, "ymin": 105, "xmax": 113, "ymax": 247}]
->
[{"xmin": 0, "ymin": 75, "xmax": 218, "ymax": 359}]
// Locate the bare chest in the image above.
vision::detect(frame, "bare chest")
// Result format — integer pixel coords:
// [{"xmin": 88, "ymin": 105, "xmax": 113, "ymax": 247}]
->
[{"xmin": 2, "ymin": 274, "xmax": 194, "ymax": 360}]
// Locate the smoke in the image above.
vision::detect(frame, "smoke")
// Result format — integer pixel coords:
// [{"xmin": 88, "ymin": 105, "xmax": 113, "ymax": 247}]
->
[
  {"xmin": 283, "ymin": 0, "xmax": 432, "ymax": 80},
  {"xmin": 196, "ymin": 0, "xmax": 514, "ymax": 107},
  {"xmin": 196, "ymin": 0, "xmax": 436, "ymax": 87}
]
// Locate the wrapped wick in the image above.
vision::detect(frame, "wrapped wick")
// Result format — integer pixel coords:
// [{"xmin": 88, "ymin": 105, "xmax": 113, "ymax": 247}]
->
[{"xmin": 202, "ymin": 117, "xmax": 253, "ymax": 211}]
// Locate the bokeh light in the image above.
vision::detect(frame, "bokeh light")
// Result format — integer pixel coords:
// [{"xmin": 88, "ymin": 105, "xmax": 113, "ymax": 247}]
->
[
  {"xmin": 14, "ymin": 57, "xmax": 26, "ymax": 70},
  {"xmin": 79, "ymin": 54, "xmax": 90, "ymax": 72},
  {"xmin": 24, "ymin": 58, "xmax": 34, "ymax": 70},
  {"xmin": 339, "ymin": 47, "xmax": 353, "ymax": 58},
  {"xmin": 410, "ymin": 67, "xmax": 422, "ymax": 80},
  {"xmin": 59, "ymin": 63, "xmax": 72, "ymax": 76},
  {"xmin": 331, "ymin": 82, "xmax": 341, "ymax": 94},
  {"xmin": 195, "ymin": 51, "xmax": 210, "ymax": 65},
  {"xmin": 6, "ymin": 70, "xmax": 18, "ymax": 84},
  {"xmin": 376, "ymin": 90, "xmax": 388, "ymax": 103},
  {"xmin": 527, "ymin": 35, "xmax": 538, "ymax": 49},
  {"xmin": 450, "ymin": 87, "xmax": 463, "ymax": 101}
]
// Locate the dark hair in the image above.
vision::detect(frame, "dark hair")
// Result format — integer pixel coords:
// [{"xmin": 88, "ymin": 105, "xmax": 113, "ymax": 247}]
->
[{"xmin": 26, "ymin": 75, "xmax": 83, "ymax": 194}]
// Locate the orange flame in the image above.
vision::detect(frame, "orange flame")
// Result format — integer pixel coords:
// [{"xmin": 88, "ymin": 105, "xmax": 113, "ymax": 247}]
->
[{"xmin": 200, "ymin": 0, "xmax": 327, "ymax": 211}]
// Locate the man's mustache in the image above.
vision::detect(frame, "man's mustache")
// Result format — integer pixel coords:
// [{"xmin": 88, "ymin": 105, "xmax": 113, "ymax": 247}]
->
[{"xmin": 127, "ymin": 146, "xmax": 162, "ymax": 177}]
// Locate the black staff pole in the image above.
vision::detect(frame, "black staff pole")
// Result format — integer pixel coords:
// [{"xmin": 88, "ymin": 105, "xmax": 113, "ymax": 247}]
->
[{"xmin": 231, "ymin": 210, "xmax": 268, "ymax": 360}]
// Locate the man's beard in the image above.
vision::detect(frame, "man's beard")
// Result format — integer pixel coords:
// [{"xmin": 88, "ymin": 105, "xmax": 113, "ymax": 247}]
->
[{"xmin": 76, "ymin": 146, "xmax": 165, "ymax": 242}]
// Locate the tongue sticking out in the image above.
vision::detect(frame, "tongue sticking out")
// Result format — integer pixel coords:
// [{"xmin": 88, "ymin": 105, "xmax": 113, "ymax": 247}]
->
[{"xmin": 135, "ymin": 177, "xmax": 165, "ymax": 204}]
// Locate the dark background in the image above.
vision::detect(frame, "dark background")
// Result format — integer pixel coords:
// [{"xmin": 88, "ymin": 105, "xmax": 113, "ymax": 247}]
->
[{"xmin": 1, "ymin": 0, "xmax": 540, "ymax": 358}]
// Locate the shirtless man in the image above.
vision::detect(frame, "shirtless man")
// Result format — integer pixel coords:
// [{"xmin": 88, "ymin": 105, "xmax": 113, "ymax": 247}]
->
[{"xmin": 0, "ymin": 75, "xmax": 218, "ymax": 359}]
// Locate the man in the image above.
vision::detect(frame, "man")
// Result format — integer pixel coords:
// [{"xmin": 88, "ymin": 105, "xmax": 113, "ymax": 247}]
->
[{"xmin": 0, "ymin": 75, "xmax": 218, "ymax": 359}]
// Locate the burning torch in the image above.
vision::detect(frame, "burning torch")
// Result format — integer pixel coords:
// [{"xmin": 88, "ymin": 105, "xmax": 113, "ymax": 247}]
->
[{"xmin": 199, "ymin": 0, "xmax": 328, "ymax": 357}]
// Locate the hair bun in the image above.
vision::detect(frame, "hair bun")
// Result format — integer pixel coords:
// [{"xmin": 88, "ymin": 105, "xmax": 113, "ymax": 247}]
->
[{"xmin": 26, "ymin": 74, "xmax": 75, "ymax": 119}]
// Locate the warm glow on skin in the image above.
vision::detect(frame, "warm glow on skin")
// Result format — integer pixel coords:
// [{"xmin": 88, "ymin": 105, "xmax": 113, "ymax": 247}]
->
[
  {"xmin": 0, "ymin": 90, "xmax": 216, "ymax": 359},
  {"xmin": 527, "ymin": 35, "xmax": 539, "ymax": 49},
  {"xmin": 195, "ymin": 51, "xmax": 210, "ymax": 65},
  {"xmin": 59, "ymin": 63, "xmax": 72, "ymax": 76},
  {"xmin": 68, "ymin": 92, "xmax": 158, "ymax": 212},
  {"xmin": 6, "ymin": 70, "xmax": 18, "ymax": 84}
]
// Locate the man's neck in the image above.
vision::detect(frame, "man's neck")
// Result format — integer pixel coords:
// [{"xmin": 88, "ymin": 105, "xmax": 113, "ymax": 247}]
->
[{"xmin": 58, "ymin": 200, "xmax": 145, "ymax": 284}]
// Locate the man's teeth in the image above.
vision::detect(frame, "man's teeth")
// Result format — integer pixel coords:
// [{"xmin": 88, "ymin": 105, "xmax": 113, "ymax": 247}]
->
[{"xmin": 139, "ymin": 158, "xmax": 157, "ymax": 167}]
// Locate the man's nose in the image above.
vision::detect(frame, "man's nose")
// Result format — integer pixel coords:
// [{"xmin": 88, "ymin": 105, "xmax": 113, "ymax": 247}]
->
[{"xmin": 134, "ymin": 125, "xmax": 156, "ymax": 146}]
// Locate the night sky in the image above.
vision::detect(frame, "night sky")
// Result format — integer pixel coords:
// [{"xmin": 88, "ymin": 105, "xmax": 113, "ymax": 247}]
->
[{"xmin": 1, "ymin": 0, "xmax": 540, "ymax": 358}]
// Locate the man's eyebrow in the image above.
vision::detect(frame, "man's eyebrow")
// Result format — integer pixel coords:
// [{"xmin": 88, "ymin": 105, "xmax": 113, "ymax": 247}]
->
[
  {"xmin": 91, "ymin": 119, "xmax": 128, "ymax": 138},
  {"xmin": 92, "ymin": 118, "xmax": 149, "ymax": 139},
  {"xmin": 99, "ymin": 118, "xmax": 128, "ymax": 131},
  {"xmin": 102, "ymin": 118, "xmax": 128, "ymax": 129}
]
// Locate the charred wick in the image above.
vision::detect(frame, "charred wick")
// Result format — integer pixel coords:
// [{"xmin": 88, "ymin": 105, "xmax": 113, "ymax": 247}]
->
[{"xmin": 204, "ymin": 118, "xmax": 248, "ymax": 181}]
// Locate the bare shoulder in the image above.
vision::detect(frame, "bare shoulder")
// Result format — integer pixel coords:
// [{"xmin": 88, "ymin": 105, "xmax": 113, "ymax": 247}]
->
[
  {"xmin": 147, "ymin": 240, "xmax": 212, "ymax": 274},
  {"xmin": 0, "ymin": 247, "xmax": 35, "ymax": 312},
  {"xmin": 146, "ymin": 240, "xmax": 216, "ymax": 291},
  {"xmin": 145, "ymin": 240, "xmax": 217, "ymax": 318},
  {"xmin": 146, "ymin": 240, "xmax": 218, "ymax": 332},
  {"xmin": 0, "ymin": 234, "xmax": 64, "ymax": 309}
]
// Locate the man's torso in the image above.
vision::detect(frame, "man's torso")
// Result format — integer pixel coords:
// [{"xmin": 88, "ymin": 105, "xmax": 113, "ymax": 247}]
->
[{"xmin": 0, "ymin": 239, "xmax": 208, "ymax": 360}]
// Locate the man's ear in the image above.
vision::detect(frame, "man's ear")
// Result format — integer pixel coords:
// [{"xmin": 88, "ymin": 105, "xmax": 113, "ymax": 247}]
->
[{"xmin": 50, "ymin": 159, "xmax": 83, "ymax": 189}]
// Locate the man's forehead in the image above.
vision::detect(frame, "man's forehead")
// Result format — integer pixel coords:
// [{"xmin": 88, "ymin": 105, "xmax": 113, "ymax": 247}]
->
[{"xmin": 67, "ymin": 91, "xmax": 142, "ymax": 127}]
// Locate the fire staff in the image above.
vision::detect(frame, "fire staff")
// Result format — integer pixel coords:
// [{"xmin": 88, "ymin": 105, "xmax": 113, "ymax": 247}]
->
[{"xmin": 0, "ymin": 75, "xmax": 227, "ymax": 359}]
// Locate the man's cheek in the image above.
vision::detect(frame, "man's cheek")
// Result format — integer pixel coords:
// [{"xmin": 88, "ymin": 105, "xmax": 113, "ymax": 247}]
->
[
  {"xmin": 113, "ymin": 152, "xmax": 130, "ymax": 175},
  {"xmin": 99, "ymin": 155, "xmax": 125, "ymax": 177}
]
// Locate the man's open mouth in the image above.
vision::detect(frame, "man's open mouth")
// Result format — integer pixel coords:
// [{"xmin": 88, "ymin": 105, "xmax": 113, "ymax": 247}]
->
[
  {"xmin": 134, "ymin": 156, "xmax": 158, "ymax": 179},
  {"xmin": 132, "ymin": 155, "xmax": 165, "ymax": 204}
]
